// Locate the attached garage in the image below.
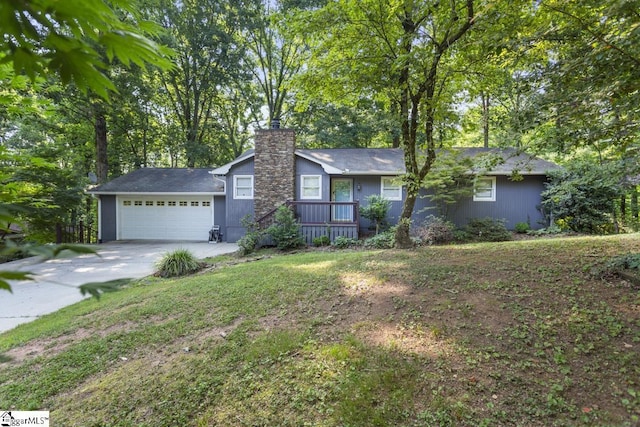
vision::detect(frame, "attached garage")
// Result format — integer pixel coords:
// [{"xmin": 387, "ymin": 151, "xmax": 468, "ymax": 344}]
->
[
  {"xmin": 118, "ymin": 196, "xmax": 214, "ymax": 240},
  {"xmin": 89, "ymin": 168, "xmax": 226, "ymax": 242}
]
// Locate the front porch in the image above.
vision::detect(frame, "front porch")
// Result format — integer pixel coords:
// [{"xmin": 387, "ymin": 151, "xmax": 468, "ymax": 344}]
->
[{"xmin": 257, "ymin": 201, "xmax": 360, "ymax": 245}]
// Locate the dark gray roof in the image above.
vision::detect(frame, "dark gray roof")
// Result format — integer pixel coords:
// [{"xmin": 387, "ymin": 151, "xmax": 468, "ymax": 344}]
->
[
  {"xmin": 459, "ymin": 147, "xmax": 561, "ymax": 175},
  {"xmin": 296, "ymin": 147, "xmax": 560, "ymax": 176},
  {"xmin": 297, "ymin": 148, "xmax": 405, "ymax": 175},
  {"xmin": 88, "ymin": 168, "xmax": 224, "ymax": 194},
  {"xmin": 94, "ymin": 149, "xmax": 559, "ymax": 195}
]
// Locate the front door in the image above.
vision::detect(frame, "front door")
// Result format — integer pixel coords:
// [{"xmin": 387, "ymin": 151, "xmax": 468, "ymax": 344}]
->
[{"xmin": 331, "ymin": 178, "xmax": 353, "ymax": 221}]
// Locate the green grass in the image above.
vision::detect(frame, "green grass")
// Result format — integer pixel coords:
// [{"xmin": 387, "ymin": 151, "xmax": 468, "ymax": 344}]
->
[{"xmin": 0, "ymin": 235, "xmax": 639, "ymax": 426}]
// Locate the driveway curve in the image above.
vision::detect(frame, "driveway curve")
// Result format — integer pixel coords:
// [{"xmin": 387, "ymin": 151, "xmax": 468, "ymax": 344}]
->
[{"xmin": 0, "ymin": 241, "xmax": 238, "ymax": 333}]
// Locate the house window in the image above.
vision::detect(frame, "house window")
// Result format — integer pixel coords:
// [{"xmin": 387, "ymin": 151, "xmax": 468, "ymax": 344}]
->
[
  {"xmin": 381, "ymin": 177, "xmax": 402, "ymax": 201},
  {"xmin": 234, "ymin": 175, "xmax": 253, "ymax": 199},
  {"xmin": 168, "ymin": 201, "xmax": 177, "ymax": 206},
  {"xmin": 145, "ymin": 201, "xmax": 154, "ymax": 206},
  {"xmin": 157, "ymin": 201, "xmax": 165, "ymax": 206},
  {"xmin": 301, "ymin": 175, "xmax": 322, "ymax": 199},
  {"xmin": 202, "ymin": 201, "xmax": 211, "ymax": 207},
  {"xmin": 123, "ymin": 200, "xmax": 132, "ymax": 206},
  {"xmin": 191, "ymin": 201, "xmax": 199, "ymax": 206},
  {"xmin": 473, "ymin": 176, "xmax": 496, "ymax": 202},
  {"xmin": 134, "ymin": 200, "xmax": 143, "ymax": 206},
  {"xmin": 179, "ymin": 201, "xmax": 188, "ymax": 207}
]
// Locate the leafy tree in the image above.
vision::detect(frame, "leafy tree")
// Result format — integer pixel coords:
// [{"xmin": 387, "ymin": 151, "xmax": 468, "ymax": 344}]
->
[
  {"xmin": 0, "ymin": 0, "xmax": 172, "ymax": 295},
  {"xmin": 0, "ymin": 0, "xmax": 172, "ymax": 100},
  {"xmin": 421, "ymin": 150, "xmax": 475, "ymax": 218},
  {"xmin": 245, "ymin": 0, "xmax": 308, "ymax": 126},
  {"xmin": 296, "ymin": 0, "xmax": 528, "ymax": 247},
  {"xmin": 149, "ymin": 0, "xmax": 252, "ymax": 167},
  {"xmin": 533, "ymin": 0, "xmax": 640, "ymax": 157},
  {"xmin": 291, "ymin": 100, "xmax": 397, "ymax": 148},
  {"xmin": 542, "ymin": 161, "xmax": 622, "ymax": 234},
  {"xmin": 360, "ymin": 194, "xmax": 391, "ymax": 235}
]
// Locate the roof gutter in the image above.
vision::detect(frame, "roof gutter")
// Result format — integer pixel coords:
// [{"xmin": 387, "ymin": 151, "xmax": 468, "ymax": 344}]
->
[{"xmin": 86, "ymin": 191, "xmax": 225, "ymax": 196}]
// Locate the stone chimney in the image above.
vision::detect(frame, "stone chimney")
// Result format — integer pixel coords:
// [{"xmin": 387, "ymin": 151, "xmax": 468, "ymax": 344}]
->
[{"xmin": 253, "ymin": 128, "xmax": 296, "ymax": 219}]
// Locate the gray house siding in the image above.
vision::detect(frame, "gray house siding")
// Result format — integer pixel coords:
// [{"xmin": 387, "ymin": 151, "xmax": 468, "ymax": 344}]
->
[
  {"xmin": 413, "ymin": 175, "xmax": 548, "ymax": 230},
  {"xmin": 99, "ymin": 195, "xmax": 117, "ymax": 242},
  {"xmin": 225, "ymin": 159, "xmax": 255, "ymax": 242},
  {"xmin": 349, "ymin": 175, "xmax": 404, "ymax": 234},
  {"xmin": 294, "ymin": 158, "xmax": 330, "ymax": 223},
  {"xmin": 213, "ymin": 195, "xmax": 226, "ymax": 240}
]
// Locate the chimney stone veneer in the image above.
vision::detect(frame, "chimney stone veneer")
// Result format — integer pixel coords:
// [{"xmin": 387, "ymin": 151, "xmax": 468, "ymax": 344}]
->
[{"xmin": 253, "ymin": 128, "xmax": 296, "ymax": 219}]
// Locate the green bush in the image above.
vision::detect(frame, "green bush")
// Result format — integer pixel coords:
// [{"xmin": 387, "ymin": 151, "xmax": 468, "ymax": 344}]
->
[
  {"xmin": 457, "ymin": 218, "xmax": 511, "ymax": 242},
  {"xmin": 313, "ymin": 235, "xmax": 331, "ymax": 247},
  {"xmin": 541, "ymin": 161, "xmax": 621, "ymax": 234},
  {"xmin": 514, "ymin": 222, "xmax": 530, "ymax": 233},
  {"xmin": 359, "ymin": 194, "xmax": 391, "ymax": 234},
  {"xmin": 332, "ymin": 236, "xmax": 360, "ymax": 249},
  {"xmin": 155, "ymin": 249, "xmax": 203, "ymax": 278},
  {"xmin": 267, "ymin": 205, "xmax": 305, "ymax": 251},
  {"xmin": 527, "ymin": 224, "xmax": 564, "ymax": 236},
  {"xmin": 605, "ymin": 253, "xmax": 640, "ymax": 271},
  {"xmin": 414, "ymin": 215, "xmax": 455, "ymax": 245},
  {"xmin": 363, "ymin": 226, "xmax": 396, "ymax": 249},
  {"xmin": 237, "ymin": 215, "xmax": 265, "ymax": 256}
]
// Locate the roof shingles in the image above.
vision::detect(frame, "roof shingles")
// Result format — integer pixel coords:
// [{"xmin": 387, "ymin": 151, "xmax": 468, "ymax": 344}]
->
[{"xmin": 88, "ymin": 168, "xmax": 223, "ymax": 194}]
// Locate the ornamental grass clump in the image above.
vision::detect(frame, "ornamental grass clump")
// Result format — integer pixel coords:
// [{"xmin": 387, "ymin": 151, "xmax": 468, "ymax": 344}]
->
[{"xmin": 155, "ymin": 249, "xmax": 203, "ymax": 278}]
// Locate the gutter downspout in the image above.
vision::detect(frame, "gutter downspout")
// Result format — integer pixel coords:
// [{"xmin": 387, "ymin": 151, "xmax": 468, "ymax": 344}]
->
[{"xmin": 209, "ymin": 172, "xmax": 227, "ymax": 234}]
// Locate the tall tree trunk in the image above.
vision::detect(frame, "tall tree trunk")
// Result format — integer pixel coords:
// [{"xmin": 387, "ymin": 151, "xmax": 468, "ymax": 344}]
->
[
  {"xmin": 94, "ymin": 104, "xmax": 108, "ymax": 183},
  {"xmin": 394, "ymin": 0, "xmax": 475, "ymax": 249},
  {"xmin": 631, "ymin": 187, "xmax": 639, "ymax": 221},
  {"xmin": 481, "ymin": 91, "xmax": 490, "ymax": 148}
]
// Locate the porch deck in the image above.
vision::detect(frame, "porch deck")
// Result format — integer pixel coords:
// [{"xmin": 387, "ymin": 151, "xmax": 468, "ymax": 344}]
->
[{"xmin": 257, "ymin": 201, "xmax": 360, "ymax": 244}]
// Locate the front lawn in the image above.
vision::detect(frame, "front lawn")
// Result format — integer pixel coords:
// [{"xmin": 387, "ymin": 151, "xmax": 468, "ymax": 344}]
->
[{"xmin": 1, "ymin": 235, "xmax": 639, "ymax": 426}]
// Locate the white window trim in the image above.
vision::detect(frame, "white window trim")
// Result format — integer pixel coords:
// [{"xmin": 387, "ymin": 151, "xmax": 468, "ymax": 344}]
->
[
  {"xmin": 473, "ymin": 176, "xmax": 496, "ymax": 202},
  {"xmin": 380, "ymin": 177, "xmax": 402, "ymax": 201},
  {"xmin": 234, "ymin": 175, "xmax": 254, "ymax": 199},
  {"xmin": 300, "ymin": 175, "xmax": 322, "ymax": 200}
]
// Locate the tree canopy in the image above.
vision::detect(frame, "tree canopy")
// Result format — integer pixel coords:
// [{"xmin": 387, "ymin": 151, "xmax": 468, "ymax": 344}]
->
[{"xmin": 1, "ymin": 0, "xmax": 639, "ymax": 247}]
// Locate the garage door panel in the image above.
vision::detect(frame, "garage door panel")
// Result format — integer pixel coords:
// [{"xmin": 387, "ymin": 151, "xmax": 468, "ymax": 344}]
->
[{"xmin": 119, "ymin": 196, "xmax": 213, "ymax": 241}]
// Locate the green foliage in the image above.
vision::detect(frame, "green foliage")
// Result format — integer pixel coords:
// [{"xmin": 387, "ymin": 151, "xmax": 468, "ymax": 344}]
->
[
  {"xmin": 363, "ymin": 226, "xmax": 396, "ymax": 249},
  {"xmin": 0, "ymin": 0, "xmax": 172, "ymax": 100},
  {"xmin": 79, "ymin": 279, "xmax": 130, "ymax": 300},
  {"xmin": 312, "ymin": 235, "xmax": 330, "ymax": 247},
  {"xmin": 422, "ymin": 150, "xmax": 476, "ymax": 216},
  {"xmin": 514, "ymin": 222, "xmax": 531, "ymax": 234},
  {"xmin": 359, "ymin": 194, "xmax": 391, "ymax": 234},
  {"xmin": 267, "ymin": 205, "xmax": 304, "ymax": 251},
  {"xmin": 155, "ymin": 249, "xmax": 203, "ymax": 278},
  {"xmin": 332, "ymin": 236, "xmax": 360, "ymax": 249},
  {"xmin": 457, "ymin": 218, "xmax": 511, "ymax": 243},
  {"xmin": 527, "ymin": 224, "xmax": 564, "ymax": 236},
  {"xmin": 237, "ymin": 215, "xmax": 265, "ymax": 256},
  {"xmin": 4, "ymin": 151, "xmax": 87, "ymax": 242},
  {"xmin": 414, "ymin": 216, "xmax": 455, "ymax": 245},
  {"xmin": 605, "ymin": 253, "xmax": 640, "ymax": 272},
  {"xmin": 542, "ymin": 161, "xmax": 621, "ymax": 234}
]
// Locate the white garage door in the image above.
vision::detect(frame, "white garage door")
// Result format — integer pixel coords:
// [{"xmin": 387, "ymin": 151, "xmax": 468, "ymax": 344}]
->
[{"xmin": 118, "ymin": 196, "xmax": 213, "ymax": 241}]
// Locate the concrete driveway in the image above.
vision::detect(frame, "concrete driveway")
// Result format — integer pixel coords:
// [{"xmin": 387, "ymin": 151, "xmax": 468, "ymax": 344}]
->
[{"xmin": 0, "ymin": 241, "xmax": 238, "ymax": 333}]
